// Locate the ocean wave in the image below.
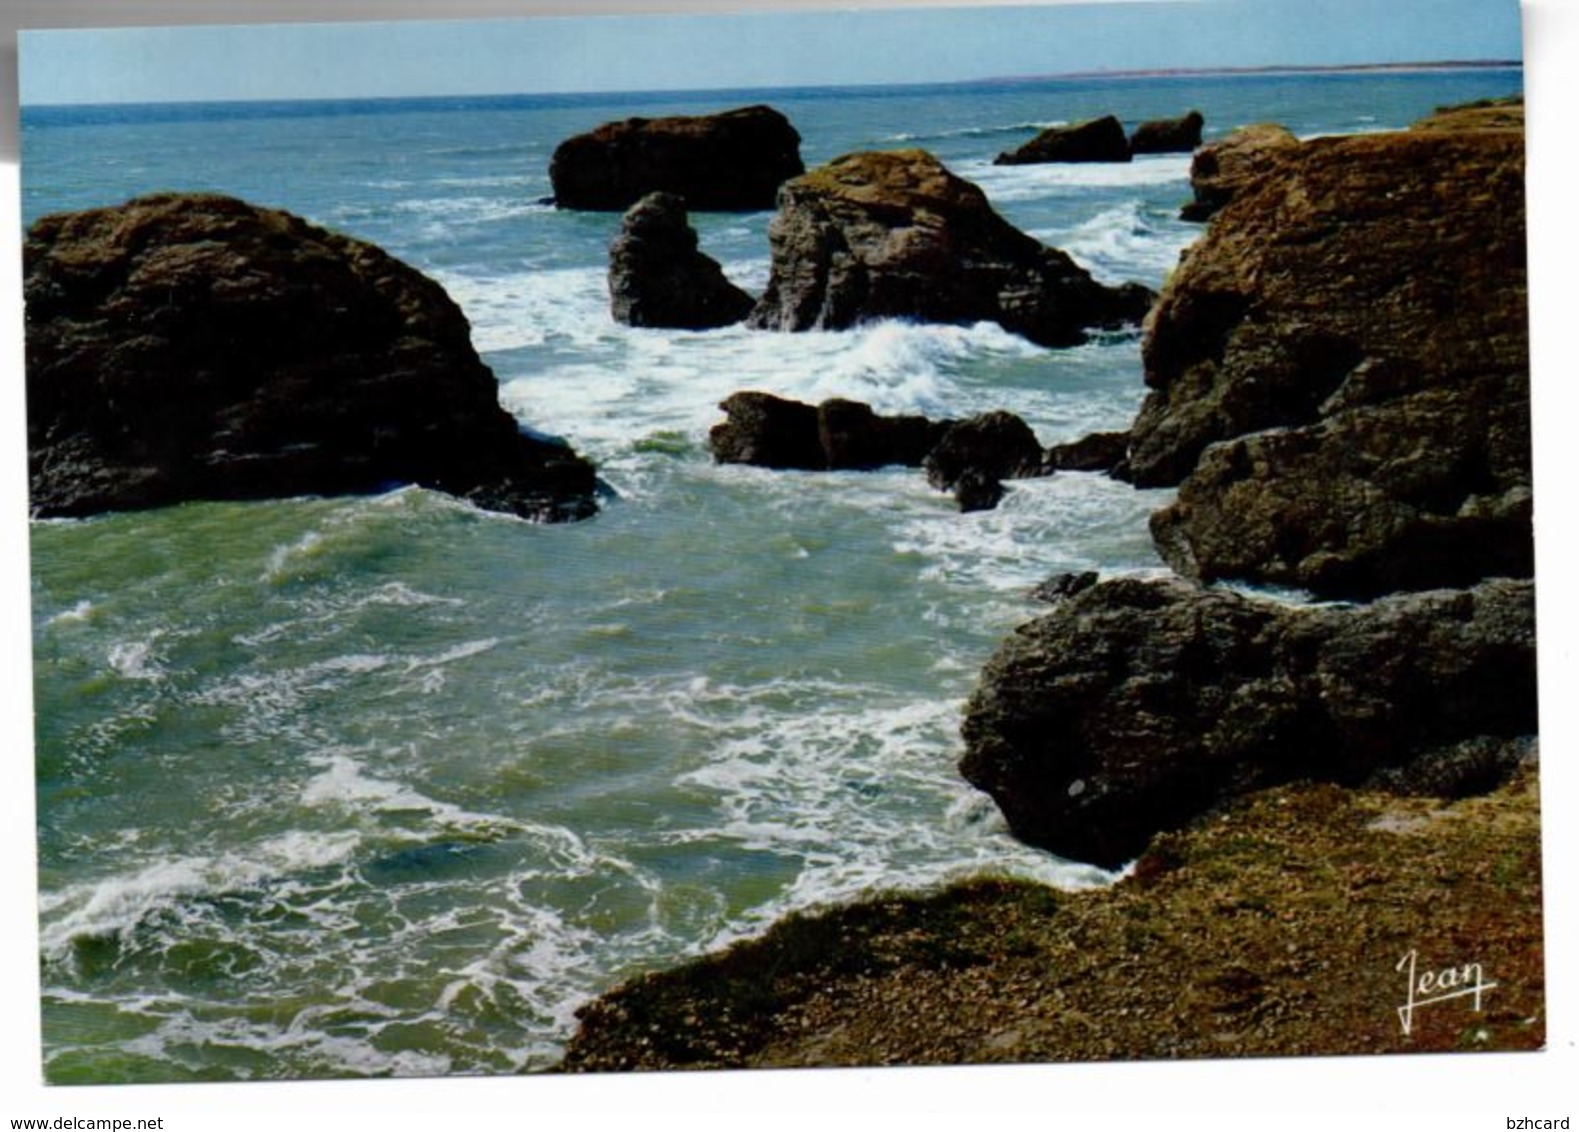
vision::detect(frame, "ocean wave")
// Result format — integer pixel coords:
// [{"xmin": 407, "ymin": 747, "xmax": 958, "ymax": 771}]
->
[
  {"xmin": 1032, "ymin": 198, "xmax": 1200, "ymax": 286},
  {"xmin": 965, "ymin": 151, "xmax": 1193, "ymax": 201},
  {"xmin": 880, "ymin": 119, "xmax": 1067, "ymax": 144}
]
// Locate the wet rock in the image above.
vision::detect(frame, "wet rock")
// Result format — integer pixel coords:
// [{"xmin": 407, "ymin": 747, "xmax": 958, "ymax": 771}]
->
[
  {"xmin": 1129, "ymin": 110, "xmax": 1204, "ymax": 154},
  {"xmin": 1028, "ymin": 571, "xmax": 1099, "ymax": 604},
  {"xmin": 1132, "ymin": 122, "xmax": 1529, "ymax": 598},
  {"xmin": 994, "ymin": 115, "xmax": 1132, "ymax": 165},
  {"xmin": 1042, "ymin": 430, "xmax": 1130, "ymax": 475},
  {"xmin": 748, "ymin": 149, "xmax": 1153, "ymax": 348},
  {"xmin": 608, "ymin": 192, "xmax": 754, "ymax": 329},
  {"xmin": 708, "ymin": 391, "xmax": 824, "ymax": 470},
  {"xmin": 960, "ymin": 576, "xmax": 1536, "ymax": 868},
  {"xmin": 24, "ymin": 192, "xmax": 598, "ymax": 521},
  {"xmin": 1178, "ymin": 123, "xmax": 1299, "ymax": 222},
  {"xmin": 923, "ymin": 411, "xmax": 1046, "ymax": 509},
  {"xmin": 549, "ymin": 105, "xmax": 804, "ymax": 211}
]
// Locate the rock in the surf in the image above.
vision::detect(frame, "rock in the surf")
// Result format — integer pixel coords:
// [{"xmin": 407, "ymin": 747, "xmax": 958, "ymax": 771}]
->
[
  {"xmin": 608, "ymin": 192, "xmax": 754, "ymax": 329},
  {"xmin": 708, "ymin": 391, "xmax": 950, "ymax": 473},
  {"xmin": 993, "ymin": 115, "xmax": 1132, "ymax": 165},
  {"xmin": 549, "ymin": 105, "xmax": 804, "ymax": 211},
  {"xmin": 1042, "ymin": 430, "xmax": 1131, "ymax": 476},
  {"xmin": 747, "ymin": 149, "xmax": 1154, "ymax": 348},
  {"xmin": 960, "ymin": 576, "xmax": 1536, "ymax": 868},
  {"xmin": 1132, "ymin": 118, "xmax": 1529, "ymax": 598},
  {"xmin": 1129, "ymin": 110, "xmax": 1205, "ymax": 154},
  {"xmin": 923, "ymin": 411, "xmax": 1045, "ymax": 509},
  {"xmin": 1178, "ymin": 123, "xmax": 1300, "ymax": 222},
  {"xmin": 24, "ymin": 192, "xmax": 598, "ymax": 521}
]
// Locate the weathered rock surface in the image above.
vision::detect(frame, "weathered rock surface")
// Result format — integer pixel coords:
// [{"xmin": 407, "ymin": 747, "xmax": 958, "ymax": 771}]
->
[
  {"xmin": 1042, "ymin": 429, "xmax": 1130, "ymax": 475},
  {"xmin": 1411, "ymin": 95, "xmax": 1524, "ymax": 132},
  {"xmin": 24, "ymin": 192, "xmax": 598, "ymax": 521},
  {"xmin": 549, "ymin": 105, "xmax": 804, "ymax": 211},
  {"xmin": 708, "ymin": 392, "xmax": 948, "ymax": 472},
  {"xmin": 922, "ymin": 411, "xmax": 1044, "ymax": 504},
  {"xmin": 747, "ymin": 149, "xmax": 1153, "ymax": 348},
  {"xmin": 1178, "ymin": 123, "xmax": 1299, "ymax": 222},
  {"xmin": 1132, "ymin": 122, "xmax": 1529, "ymax": 597},
  {"xmin": 1129, "ymin": 110, "xmax": 1204, "ymax": 154},
  {"xmin": 608, "ymin": 192, "xmax": 754, "ymax": 329},
  {"xmin": 958, "ymin": 576, "xmax": 1535, "ymax": 869},
  {"xmin": 994, "ymin": 115, "xmax": 1132, "ymax": 165}
]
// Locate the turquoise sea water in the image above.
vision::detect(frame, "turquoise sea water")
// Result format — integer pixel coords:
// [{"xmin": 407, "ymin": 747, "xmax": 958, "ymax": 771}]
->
[{"xmin": 23, "ymin": 66, "xmax": 1522, "ymax": 1081}]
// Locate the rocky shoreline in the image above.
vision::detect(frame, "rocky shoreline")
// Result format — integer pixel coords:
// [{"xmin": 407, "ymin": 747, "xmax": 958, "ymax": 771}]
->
[{"xmin": 557, "ymin": 97, "xmax": 1539, "ymax": 1071}]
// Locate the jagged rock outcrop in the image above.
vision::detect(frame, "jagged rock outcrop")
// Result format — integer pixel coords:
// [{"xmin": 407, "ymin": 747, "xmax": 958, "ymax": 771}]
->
[
  {"xmin": 747, "ymin": 149, "xmax": 1153, "ymax": 348},
  {"xmin": 24, "ymin": 192, "xmax": 598, "ymax": 521},
  {"xmin": 1131, "ymin": 121, "xmax": 1529, "ymax": 598},
  {"xmin": 1178, "ymin": 123, "xmax": 1299, "ymax": 222},
  {"xmin": 993, "ymin": 115, "xmax": 1132, "ymax": 165},
  {"xmin": 1411, "ymin": 95, "xmax": 1524, "ymax": 132},
  {"xmin": 608, "ymin": 192, "xmax": 753, "ymax": 329},
  {"xmin": 959, "ymin": 576, "xmax": 1536, "ymax": 869},
  {"xmin": 1129, "ymin": 110, "xmax": 1204, "ymax": 154},
  {"xmin": 549, "ymin": 105, "xmax": 804, "ymax": 211}
]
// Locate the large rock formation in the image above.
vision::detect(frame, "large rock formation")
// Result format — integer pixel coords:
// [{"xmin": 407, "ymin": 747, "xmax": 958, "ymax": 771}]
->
[
  {"xmin": 608, "ymin": 192, "xmax": 754, "ymax": 329},
  {"xmin": 1129, "ymin": 110, "xmax": 1204, "ymax": 154},
  {"xmin": 549, "ymin": 105, "xmax": 804, "ymax": 211},
  {"xmin": 1131, "ymin": 122, "xmax": 1529, "ymax": 598},
  {"xmin": 1178, "ymin": 123, "xmax": 1299, "ymax": 222},
  {"xmin": 994, "ymin": 115, "xmax": 1132, "ymax": 165},
  {"xmin": 747, "ymin": 149, "xmax": 1154, "ymax": 348},
  {"xmin": 24, "ymin": 192, "xmax": 598, "ymax": 521},
  {"xmin": 959, "ymin": 576, "xmax": 1536, "ymax": 869}
]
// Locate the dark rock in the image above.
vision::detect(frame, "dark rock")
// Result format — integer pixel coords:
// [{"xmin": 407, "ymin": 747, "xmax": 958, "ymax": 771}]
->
[
  {"xmin": 1028, "ymin": 571, "xmax": 1099, "ymax": 604},
  {"xmin": 1364, "ymin": 736, "xmax": 1536, "ymax": 799},
  {"xmin": 1042, "ymin": 430, "xmax": 1130, "ymax": 474},
  {"xmin": 1131, "ymin": 125, "xmax": 1529, "ymax": 598},
  {"xmin": 708, "ymin": 392, "xmax": 952, "ymax": 472},
  {"xmin": 816, "ymin": 398, "xmax": 950, "ymax": 470},
  {"xmin": 960, "ymin": 576, "xmax": 1536, "ymax": 868},
  {"xmin": 1129, "ymin": 110, "xmax": 1204, "ymax": 154},
  {"xmin": 1178, "ymin": 123, "xmax": 1300, "ymax": 222},
  {"xmin": 747, "ymin": 149, "xmax": 1153, "ymax": 348},
  {"xmin": 953, "ymin": 470, "xmax": 1006, "ymax": 513},
  {"xmin": 994, "ymin": 115, "xmax": 1132, "ymax": 165},
  {"xmin": 24, "ymin": 192, "xmax": 598, "ymax": 522},
  {"xmin": 608, "ymin": 192, "xmax": 753, "ymax": 330},
  {"xmin": 708, "ymin": 392, "xmax": 824, "ymax": 470},
  {"xmin": 923, "ymin": 411, "xmax": 1045, "ymax": 495},
  {"xmin": 549, "ymin": 105, "xmax": 804, "ymax": 212}
]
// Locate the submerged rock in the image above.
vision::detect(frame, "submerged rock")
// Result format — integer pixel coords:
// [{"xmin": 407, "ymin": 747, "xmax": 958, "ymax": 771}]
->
[
  {"xmin": 608, "ymin": 192, "xmax": 754, "ymax": 330},
  {"xmin": 747, "ymin": 149, "xmax": 1153, "ymax": 348},
  {"xmin": 707, "ymin": 392, "xmax": 948, "ymax": 473},
  {"xmin": 1129, "ymin": 110, "xmax": 1204, "ymax": 154},
  {"xmin": 994, "ymin": 115, "xmax": 1132, "ymax": 165},
  {"xmin": 959, "ymin": 576, "xmax": 1536, "ymax": 869},
  {"xmin": 1178, "ymin": 123, "xmax": 1299, "ymax": 222},
  {"xmin": 24, "ymin": 192, "xmax": 598, "ymax": 521},
  {"xmin": 1132, "ymin": 122, "xmax": 1529, "ymax": 598},
  {"xmin": 549, "ymin": 104, "xmax": 804, "ymax": 211},
  {"xmin": 1041, "ymin": 429, "xmax": 1130, "ymax": 475},
  {"xmin": 923, "ymin": 411, "xmax": 1045, "ymax": 509}
]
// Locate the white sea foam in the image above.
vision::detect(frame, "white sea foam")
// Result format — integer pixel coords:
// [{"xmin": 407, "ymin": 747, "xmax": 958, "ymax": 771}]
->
[
  {"xmin": 1035, "ymin": 199, "xmax": 1200, "ymax": 286},
  {"xmin": 107, "ymin": 639, "xmax": 166, "ymax": 681},
  {"xmin": 881, "ymin": 119, "xmax": 1068, "ymax": 143},
  {"xmin": 47, "ymin": 599, "xmax": 97, "ymax": 626},
  {"xmin": 39, "ymin": 831, "xmax": 363, "ymax": 961}
]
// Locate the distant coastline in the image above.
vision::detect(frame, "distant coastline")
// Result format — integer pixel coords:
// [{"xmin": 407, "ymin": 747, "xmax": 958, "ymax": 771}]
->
[{"xmin": 980, "ymin": 59, "xmax": 1521, "ymax": 85}]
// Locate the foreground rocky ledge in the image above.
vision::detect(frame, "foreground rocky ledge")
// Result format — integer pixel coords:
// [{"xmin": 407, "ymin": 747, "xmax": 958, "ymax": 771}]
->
[
  {"xmin": 25, "ymin": 192, "xmax": 598, "ymax": 522},
  {"xmin": 561, "ymin": 770, "xmax": 1542, "ymax": 1070}
]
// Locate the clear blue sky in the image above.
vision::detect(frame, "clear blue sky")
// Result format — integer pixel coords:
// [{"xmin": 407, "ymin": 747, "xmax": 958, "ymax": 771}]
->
[{"xmin": 19, "ymin": 0, "xmax": 1523, "ymax": 106}]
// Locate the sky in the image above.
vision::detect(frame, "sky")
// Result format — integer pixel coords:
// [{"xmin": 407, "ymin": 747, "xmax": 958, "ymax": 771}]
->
[{"xmin": 17, "ymin": 0, "xmax": 1523, "ymax": 106}]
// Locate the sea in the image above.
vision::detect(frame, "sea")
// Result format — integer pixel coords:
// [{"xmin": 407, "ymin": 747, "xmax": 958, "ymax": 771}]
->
[{"xmin": 20, "ymin": 65, "xmax": 1522, "ymax": 1083}]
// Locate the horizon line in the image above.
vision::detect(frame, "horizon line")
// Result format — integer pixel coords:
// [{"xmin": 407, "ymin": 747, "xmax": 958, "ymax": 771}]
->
[{"xmin": 20, "ymin": 57, "xmax": 1523, "ymax": 112}]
